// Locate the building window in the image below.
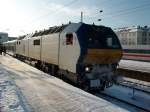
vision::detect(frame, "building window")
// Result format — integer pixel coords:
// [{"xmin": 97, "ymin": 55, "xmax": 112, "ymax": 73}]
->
[
  {"xmin": 132, "ymin": 32, "xmax": 136, "ymax": 36},
  {"xmin": 33, "ymin": 39, "xmax": 40, "ymax": 45},
  {"xmin": 125, "ymin": 33, "xmax": 127, "ymax": 37},
  {"xmin": 122, "ymin": 38, "xmax": 127, "ymax": 45},
  {"xmin": 66, "ymin": 33, "xmax": 73, "ymax": 45},
  {"xmin": 129, "ymin": 33, "xmax": 131, "ymax": 36},
  {"xmin": 142, "ymin": 37, "xmax": 147, "ymax": 44},
  {"xmin": 142, "ymin": 32, "xmax": 146, "ymax": 36}
]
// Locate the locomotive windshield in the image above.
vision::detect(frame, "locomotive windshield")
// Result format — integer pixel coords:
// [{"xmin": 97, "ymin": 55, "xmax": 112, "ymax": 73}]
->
[{"xmin": 87, "ymin": 26, "xmax": 121, "ymax": 49}]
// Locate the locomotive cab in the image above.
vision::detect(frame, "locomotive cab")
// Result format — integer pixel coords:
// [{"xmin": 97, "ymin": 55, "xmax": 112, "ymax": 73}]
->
[{"xmin": 75, "ymin": 23, "xmax": 123, "ymax": 90}]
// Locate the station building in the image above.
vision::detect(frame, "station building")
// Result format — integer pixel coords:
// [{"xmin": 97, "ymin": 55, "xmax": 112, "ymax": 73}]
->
[
  {"xmin": 0, "ymin": 32, "xmax": 17, "ymax": 44},
  {"xmin": 114, "ymin": 26, "xmax": 150, "ymax": 46},
  {"xmin": 0, "ymin": 32, "xmax": 8, "ymax": 44}
]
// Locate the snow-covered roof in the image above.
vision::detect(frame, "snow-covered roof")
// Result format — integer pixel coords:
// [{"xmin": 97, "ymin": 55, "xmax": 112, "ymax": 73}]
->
[{"xmin": 114, "ymin": 26, "xmax": 150, "ymax": 32}]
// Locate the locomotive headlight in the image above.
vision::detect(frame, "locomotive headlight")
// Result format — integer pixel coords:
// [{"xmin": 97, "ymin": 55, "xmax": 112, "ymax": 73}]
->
[
  {"xmin": 85, "ymin": 66, "xmax": 92, "ymax": 73},
  {"xmin": 85, "ymin": 67, "xmax": 90, "ymax": 72}
]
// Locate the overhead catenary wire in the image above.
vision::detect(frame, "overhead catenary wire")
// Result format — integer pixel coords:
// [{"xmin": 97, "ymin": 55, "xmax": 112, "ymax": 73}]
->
[
  {"xmin": 104, "ymin": 2, "xmax": 150, "ymax": 17},
  {"xmin": 90, "ymin": 0, "xmax": 130, "ymax": 16},
  {"xmin": 89, "ymin": 1, "xmax": 150, "ymax": 19},
  {"xmin": 22, "ymin": 0, "xmax": 79, "ymax": 28},
  {"xmin": 85, "ymin": 1, "xmax": 150, "ymax": 25},
  {"xmin": 21, "ymin": 0, "xmax": 150, "ymax": 34},
  {"xmin": 102, "ymin": 3, "xmax": 150, "ymax": 22},
  {"xmin": 21, "ymin": 0, "xmax": 115, "ymax": 29}
]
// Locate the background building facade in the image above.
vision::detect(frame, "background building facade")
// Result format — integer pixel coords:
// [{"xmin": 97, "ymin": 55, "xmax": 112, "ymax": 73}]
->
[
  {"xmin": 0, "ymin": 32, "xmax": 8, "ymax": 44},
  {"xmin": 0, "ymin": 32, "xmax": 17, "ymax": 44},
  {"xmin": 114, "ymin": 26, "xmax": 150, "ymax": 46}
]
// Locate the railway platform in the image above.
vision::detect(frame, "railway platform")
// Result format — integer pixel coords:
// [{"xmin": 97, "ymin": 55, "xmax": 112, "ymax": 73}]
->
[
  {"xmin": 119, "ymin": 59, "xmax": 150, "ymax": 73},
  {"xmin": 0, "ymin": 55, "xmax": 132, "ymax": 112},
  {"xmin": 118, "ymin": 59, "xmax": 150, "ymax": 82},
  {"xmin": 98, "ymin": 84, "xmax": 150, "ymax": 111}
]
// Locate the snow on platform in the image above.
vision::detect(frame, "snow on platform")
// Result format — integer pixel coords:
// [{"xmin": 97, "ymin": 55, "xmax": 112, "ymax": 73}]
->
[
  {"xmin": 0, "ymin": 55, "xmax": 130, "ymax": 112},
  {"xmin": 119, "ymin": 59, "xmax": 150, "ymax": 73},
  {"xmin": 0, "ymin": 66, "xmax": 31, "ymax": 112},
  {"xmin": 101, "ymin": 85, "xmax": 150, "ymax": 111}
]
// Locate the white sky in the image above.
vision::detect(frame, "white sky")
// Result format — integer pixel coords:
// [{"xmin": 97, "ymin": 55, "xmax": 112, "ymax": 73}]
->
[
  {"xmin": 0, "ymin": 0, "xmax": 96, "ymax": 36},
  {"xmin": 0, "ymin": 0, "xmax": 149, "ymax": 37}
]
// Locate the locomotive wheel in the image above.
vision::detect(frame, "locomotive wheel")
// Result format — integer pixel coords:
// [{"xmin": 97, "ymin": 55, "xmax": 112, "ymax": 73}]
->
[
  {"xmin": 82, "ymin": 85, "xmax": 90, "ymax": 92},
  {"xmin": 100, "ymin": 81, "xmax": 106, "ymax": 91},
  {"xmin": 81, "ymin": 80, "xmax": 90, "ymax": 92}
]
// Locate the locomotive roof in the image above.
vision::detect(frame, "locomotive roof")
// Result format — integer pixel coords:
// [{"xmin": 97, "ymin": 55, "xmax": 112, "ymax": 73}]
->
[
  {"xmin": 31, "ymin": 23, "xmax": 109, "ymax": 37},
  {"xmin": 32, "ymin": 24, "xmax": 68, "ymax": 37},
  {"xmin": 18, "ymin": 35, "xmax": 26, "ymax": 40},
  {"xmin": 18, "ymin": 23, "xmax": 110, "ymax": 40},
  {"xmin": 63, "ymin": 22, "xmax": 110, "ymax": 33}
]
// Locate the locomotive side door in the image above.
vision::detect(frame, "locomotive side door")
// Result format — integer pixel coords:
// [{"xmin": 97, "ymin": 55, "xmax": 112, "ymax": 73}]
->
[{"xmin": 58, "ymin": 32, "xmax": 80, "ymax": 74}]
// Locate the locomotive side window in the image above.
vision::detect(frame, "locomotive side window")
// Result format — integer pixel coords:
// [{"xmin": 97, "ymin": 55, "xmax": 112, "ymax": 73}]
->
[
  {"xmin": 87, "ymin": 27, "xmax": 121, "ymax": 49},
  {"xmin": 33, "ymin": 39, "xmax": 40, "ymax": 45},
  {"xmin": 66, "ymin": 33, "xmax": 73, "ymax": 45},
  {"xmin": 107, "ymin": 37, "xmax": 112, "ymax": 47},
  {"xmin": 17, "ymin": 41, "xmax": 20, "ymax": 45}
]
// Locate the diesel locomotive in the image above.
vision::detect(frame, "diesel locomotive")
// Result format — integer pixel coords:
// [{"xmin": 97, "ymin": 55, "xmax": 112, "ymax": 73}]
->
[{"xmin": 3, "ymin": 22, "xmax": 123, "ymax": 90}]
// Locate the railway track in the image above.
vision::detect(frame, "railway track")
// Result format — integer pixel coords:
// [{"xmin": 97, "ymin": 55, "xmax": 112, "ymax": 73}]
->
[
  {"xmin": 96, "ymin": 91, "xmax": 147, "ymax": 112},
  {"xmin": 117, "ymin": 68, "xmax": 150, "ymax": 82},
  {"xmin": 95, "ymin": 81, "xmax": 150, "ymax": 111},
  {"xmin": 118, "ymin": 79, "xmax": 150, "ymax": 93}
]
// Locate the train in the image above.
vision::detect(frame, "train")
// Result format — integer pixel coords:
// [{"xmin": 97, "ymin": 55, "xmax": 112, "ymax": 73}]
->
[
  {"xmin": 122, "ymin": 45, "xmax": 150, "ymax": 62},
  {"xmin": 3, "ymin": 22, "xmax": 123, "ymax": 90}
]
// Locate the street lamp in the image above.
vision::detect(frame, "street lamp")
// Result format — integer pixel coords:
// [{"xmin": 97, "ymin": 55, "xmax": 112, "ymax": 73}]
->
[
  {"xmin": 100, "ymin": 10, "xmax": 103, "ymax": 13},
  {"xmin": 98, "ymin": 10, "xmax": 103, "ymax": 22},
  {"xmin": 98, "ymin": 19, "xmax": 102, "ymax": 21}
]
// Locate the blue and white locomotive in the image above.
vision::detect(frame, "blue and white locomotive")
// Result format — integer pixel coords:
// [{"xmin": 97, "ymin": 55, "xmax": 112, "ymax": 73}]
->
[{"xmin": 4, "ymin": 22, "xmax": 123, "ymax": 90}]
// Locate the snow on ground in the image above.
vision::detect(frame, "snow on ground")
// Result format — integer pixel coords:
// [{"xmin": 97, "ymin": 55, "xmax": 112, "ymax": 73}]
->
[
  {"xmin": 119, "ymin": 60, "xmax": 150, "ymax": 73},
  {"xmin": 122, "ymin": 77, "xmax": 150, "ymax": 93},
  {"xmin": 100, "ymin": 85, "xmax": 150, "ymax": 111},
  {"xmin": 0, "ymin": 55, "xmax": 131, "ymax": 112},
  {"xmin": 123, "ymin": 77, "xmax": 150, "ymax": 86},
  {"xmin": 0, "ymin": 65, "xmax": 31, "ymax": 112}
]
